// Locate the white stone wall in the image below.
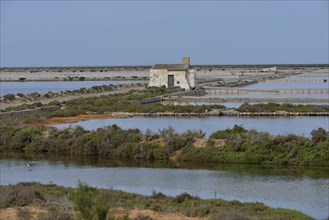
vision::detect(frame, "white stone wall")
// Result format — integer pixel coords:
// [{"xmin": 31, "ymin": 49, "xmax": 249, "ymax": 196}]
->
[
  {"xmin": 187, "ymin": 69, "xmax": 196, "ymax": 89},
  {"xmin": 262, "ymin": 66, "xmax": 277, "ymax": 72},
  {"xmin": 148, "ymin": 69, "xmax": 193, "ymax": 90},
  {"xmin": 170, "ymin": 71, "xmax": 190, "ymax": 90},
  {"xmin": 148, "ymin": 69, "xmax": 168, "ymax": 87}
]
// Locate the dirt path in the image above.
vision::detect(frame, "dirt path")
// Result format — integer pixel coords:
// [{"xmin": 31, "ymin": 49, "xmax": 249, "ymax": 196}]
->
[
  {"xmin": 112, "ymin": 207, "xmax": 206, "ymax": 220},
  {"xmin": 0, "ymin": 207, "xmax": 206, "ymax": 220},
  {"xmin": 0, "ymin": 206, "xmax": 46, "ymax": 220},
  {"xmin": 31, "ymin": 113, "xmax": 132, "ymax": 126}
]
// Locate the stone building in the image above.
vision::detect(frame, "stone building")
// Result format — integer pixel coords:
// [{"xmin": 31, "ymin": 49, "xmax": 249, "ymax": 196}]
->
[
  {"xmin": 148, "ymin": 57, "xmax": 196, "ymax": 91},
  {"xmin": 262, "ymin": 66, "xmax": 277, "ymax": 72}
]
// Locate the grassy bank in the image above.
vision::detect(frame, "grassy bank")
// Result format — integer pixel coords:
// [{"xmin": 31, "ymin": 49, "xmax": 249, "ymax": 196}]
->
[
  {"xmin": 3, "ymin": 86, "xmax": 328, "ymax": 116},
  {"xmin": 0, "ymin": 182, "xmax": 313, "ymax": 220},
  {"xmin": 237, "ymin": 103, "xmax": 329, "ymax": 113},
  {"xmin": 1, "ymin": 87, "xmax": 224, "ymax": 116},
  {"xmin": 0, "ymin": 125, "xmax": 328, "ymax": 166}
]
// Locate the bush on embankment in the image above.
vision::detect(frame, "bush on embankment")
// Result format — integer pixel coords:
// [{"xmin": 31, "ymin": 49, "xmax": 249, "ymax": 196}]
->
[
  {"xmin": 0, "ymin": 125, "xmax": 204, "ymax": 162},
  {"xmin": 179, "ymin": 125, "xmax": 329, "ymax": 166},
  {"xmin": 237, "ymin": 103, "xmax": 329, "ymax": 112},
  {"xmin": 0, "ymin": 84, "xmax": 119, "ymax": 105},
  {"xmin": 49, "ymin": 88, "xmax": 222, "ymax": 117},
  {"xmin": 0, "ymin": 182, "xmax": 313, "ymax": 220},
  {"xmin": 0, "ymin": 124, "xmax": 328, "ymax": 166},
  {"xmin": 2, "ymin": 87, "xmax": 223, "ymax": 116},
  {"xmin": 0, "ymin": 125, "xmax": 166, "ymax": 161}
]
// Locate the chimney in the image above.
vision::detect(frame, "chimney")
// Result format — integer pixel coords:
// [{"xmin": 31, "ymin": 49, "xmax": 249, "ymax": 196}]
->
[{"xmin": 182, "ymin": 57, "xmax": 190, "ymax": 65}]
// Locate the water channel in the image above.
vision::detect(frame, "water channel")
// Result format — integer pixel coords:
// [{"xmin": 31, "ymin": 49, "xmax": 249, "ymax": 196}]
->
[
  {"xmin": 0, "ymin": 80, "xmax": 146, "ymax": 96},
  {"xmin": 206, "ymin": 73, "xmax": 329, "ymax": 99},
  {"xmin": 1, "ymin": 153, "xmax": 328, "ymax": 219},
  {"xmin": 244, "ymin": 82, "xmax": 328, "ymax": 89},
  {"xmin": 53, "ymin": 116, "xmax": 329, "ymax": 138}
]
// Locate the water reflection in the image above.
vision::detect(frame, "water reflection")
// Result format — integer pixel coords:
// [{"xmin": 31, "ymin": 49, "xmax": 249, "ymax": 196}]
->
[
  {"xmin": 2, "ymin": 152, "xmax": 329, "ymax": 179},
  {"xmin": 53, "ymin": 116, "xmax": 329, "ymax": 138}
]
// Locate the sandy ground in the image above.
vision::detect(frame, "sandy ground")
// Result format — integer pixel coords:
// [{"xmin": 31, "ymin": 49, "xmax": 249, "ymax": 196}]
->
[
  {"xmin": 0, "ymin": 206, "xmax": 46, "ymax": 220},
  {"xmin": 169, "ymin": 138, "xmax": 206, "ymax": 163},
  {"xmin": 0, "ymin": 206, "xmax": 206, "ymax": 220},
  {"xmin": 31, "ymin": 113, "xmax": 130, "ymax": 126},
  {"xmin": 112, "ymin": 207, "xmax": 206, "ymax": 220}
]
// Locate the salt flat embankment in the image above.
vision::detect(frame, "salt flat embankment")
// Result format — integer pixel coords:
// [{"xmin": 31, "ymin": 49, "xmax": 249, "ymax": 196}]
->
[{"xmin": 1, "ymin": 64, "xmax": 327, "ymax": 81}]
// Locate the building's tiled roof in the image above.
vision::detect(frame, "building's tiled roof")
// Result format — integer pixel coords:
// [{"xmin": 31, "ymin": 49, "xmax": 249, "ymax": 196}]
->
[{"xmin": 151, "ymin": 64, "xmax": 189, "ymax": 71}]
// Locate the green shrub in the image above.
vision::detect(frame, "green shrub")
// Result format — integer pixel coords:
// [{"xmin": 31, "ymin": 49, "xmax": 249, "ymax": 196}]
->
[
  {"xmin": 1, "ymin": 124, "xmax": 328, "ymax": 166},
  {"xmin": 174, "ymin": 192, "xmax": 199, "ymax": 204},
  {"xmin": 30, "ymin": 92, "xmax": 41, "ymax": 99},
  {"xmin": 311, "ymin": 127, "xmax": 328, "ymax": 142},
  {"xmin": 3, "ymin": 94, "xmax": 16, "ymax": 101},
  {"xmin": 68, "ymin": 181, "xmax": 109, "ymax": 220},
  {"xmin": 44, "ymin": 93, "xmax": 54, "ymax": 98},
  {"xmin": 238, "ymin": 103, "xmax": 329, "ymax": 113},
  {"xmin": 0, "ymin": 182, "xmax": 45, "ymax": 207}
]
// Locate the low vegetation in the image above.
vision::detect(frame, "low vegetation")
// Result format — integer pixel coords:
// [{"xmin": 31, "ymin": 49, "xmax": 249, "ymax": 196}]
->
[
  {"xmin": 2, "ymin": 86, "xmax": 328, "ymax": 117},
  {"xmin": 0, "ymin": 124, "xmax": 328, "ymax": 166},
  {"xmin": 1, "ymin": 87, "xmax": 224, "ymax": 116},
  {"xmin": 2, "ymin": 102, "xmax": 44, "ymax": 112},
  {"xmin": 237, "ymin": 102, "xmax": 329, "ymax": 112},
  {"xmin": 0, "ymin": 182, "xmax": 313, "ymax": 220},
  {"xmin": 45, "ymin": 87, "xmax": 222, "ymax": 117},
  {"xmin": 0, "ymin": 83, "xmax": 145, "ymax": 106}
]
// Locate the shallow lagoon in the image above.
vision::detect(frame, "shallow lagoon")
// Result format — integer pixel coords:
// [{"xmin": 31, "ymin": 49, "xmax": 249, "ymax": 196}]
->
[
  {"xmin": 243, "ymin": 82, "xmax": 328, "ymax": 89},
  {"xmin": 0, "ymin": 80, "xmax": 146, "ymax": 96},
  {"xmin": 53, "ymin": 116, "xmax": 329, "ymax": 138}
]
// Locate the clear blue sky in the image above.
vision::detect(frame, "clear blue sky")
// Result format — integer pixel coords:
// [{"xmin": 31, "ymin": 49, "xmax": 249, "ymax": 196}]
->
[{"xmin": 1, "ymin": 1, "xmax": 328, "ymax": 67}]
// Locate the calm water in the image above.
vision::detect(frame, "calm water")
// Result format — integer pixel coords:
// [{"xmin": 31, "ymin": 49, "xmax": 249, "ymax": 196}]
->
[
  {"xmin": 53, "ymin": 116, "xmax": 329, "ymax": 137},
  {"xmin": 1, "ymin": 155, "xmax": 328, "ymax": 219},
  {"xmin": 216, "ymin": 73, "xmax": 329, "ymax": 98},
  {"xmin": 289, "ymin": 72, "xmax": 329, "ymax": 78},
  {"xmin": 242, "ymin": 73, "xmax": 329, "ymax": 89},
  {"xmin": 0, "ymin": 80, "xmax": 146, "ymax": 96},
  {"xmin": 244, "ymin": 82, "xmax": 328, "ymax": 89}
]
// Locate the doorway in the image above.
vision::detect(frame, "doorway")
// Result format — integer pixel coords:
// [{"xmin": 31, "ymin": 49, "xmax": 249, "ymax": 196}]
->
[{"xmin": 168, "ymin": 75, "xmax": 174, "ymax": 88}]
